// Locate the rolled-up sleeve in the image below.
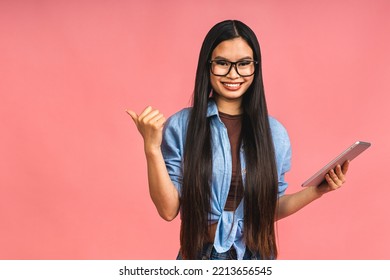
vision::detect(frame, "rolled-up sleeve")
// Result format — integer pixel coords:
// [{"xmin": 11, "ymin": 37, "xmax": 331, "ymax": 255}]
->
[
  {"xmin": 277, "ymin": 138, "xmax": 291, "ymax": 197},
  {"xmin": 269, "ymin": 117, "xmax": 292, "ymax": 197},
  {"xmin": 161, "ymin": 109, "xmax": 188, "ymax": 196}
]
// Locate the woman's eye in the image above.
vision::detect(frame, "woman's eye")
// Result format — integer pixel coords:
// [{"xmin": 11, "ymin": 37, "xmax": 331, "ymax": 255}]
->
[
  {"xmin": 238, "ymin": 61, "xmax": 251, "ymax": 67},
  {"xmin": 215, "ymin": 60, "xmax": 229, "ymax": 66}
]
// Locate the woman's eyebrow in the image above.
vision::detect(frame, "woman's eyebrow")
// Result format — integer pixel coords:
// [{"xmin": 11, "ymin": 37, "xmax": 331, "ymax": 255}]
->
[{"xmin": 213, "ymin": 55, "xmax": 253, "ymax": 60}]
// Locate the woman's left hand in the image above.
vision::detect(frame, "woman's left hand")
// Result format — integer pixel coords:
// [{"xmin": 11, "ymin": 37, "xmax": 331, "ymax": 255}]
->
[
  {"xmin": 277, "ymin": 160, "xmax": 351, "ymax": 220},
  {"xmin": 317, "ymin": 160, "xmax": 350, "ymax": 194}
]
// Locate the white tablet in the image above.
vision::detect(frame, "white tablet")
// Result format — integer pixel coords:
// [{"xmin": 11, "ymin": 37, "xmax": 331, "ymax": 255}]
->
[{"xmin": 301, "ymin": 141, "xmax": 371, "ymax": 187}]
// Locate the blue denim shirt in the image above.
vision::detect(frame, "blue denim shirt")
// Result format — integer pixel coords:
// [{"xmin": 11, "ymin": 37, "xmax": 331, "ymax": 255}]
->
[{"xmin": 161, "ymin": 99, "xmax": 291, "ymax": 260}]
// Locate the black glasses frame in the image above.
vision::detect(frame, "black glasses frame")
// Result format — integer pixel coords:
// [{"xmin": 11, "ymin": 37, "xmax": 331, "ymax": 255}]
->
[{"xmin": 209, "ymin": 59, "xmax": 258, "ymax": 77}]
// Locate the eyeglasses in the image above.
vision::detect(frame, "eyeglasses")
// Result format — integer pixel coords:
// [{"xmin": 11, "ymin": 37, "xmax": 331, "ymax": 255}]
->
[{"xmin": 209, "ymin": 59, "xmax": 258, "ymax": 77}]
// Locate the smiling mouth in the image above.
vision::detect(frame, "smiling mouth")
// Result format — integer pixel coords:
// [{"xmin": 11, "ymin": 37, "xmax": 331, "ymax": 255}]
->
[{"xmin": 222, "ymin": 82, "xmax": 243, "ymax": 90}]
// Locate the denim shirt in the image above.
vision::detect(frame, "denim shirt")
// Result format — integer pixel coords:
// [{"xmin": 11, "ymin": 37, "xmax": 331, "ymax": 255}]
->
[{"xmin": 161, "ymin": 99, "xmax": 291, "ymax": 260}]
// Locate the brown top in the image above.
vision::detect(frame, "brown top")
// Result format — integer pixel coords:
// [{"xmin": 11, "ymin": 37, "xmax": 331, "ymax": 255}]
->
[{"xmin": 219, "ymin": 111, "xmax": 244, "ymax": 211}]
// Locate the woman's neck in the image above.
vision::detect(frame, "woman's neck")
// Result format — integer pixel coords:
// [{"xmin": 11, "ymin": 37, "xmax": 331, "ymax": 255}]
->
[{"xmin": 214, "ymin": 96, "xmax": 243, "ymax": 115}]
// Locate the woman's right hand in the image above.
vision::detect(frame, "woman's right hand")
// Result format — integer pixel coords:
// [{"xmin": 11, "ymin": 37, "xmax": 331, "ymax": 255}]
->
[
  {"xmin": 126, "ymin": 106, "xmax": 166, "ymax": 154},
  {"xmin": 126, "ymin": 107, "xmax": 179, "ymax": 221}
]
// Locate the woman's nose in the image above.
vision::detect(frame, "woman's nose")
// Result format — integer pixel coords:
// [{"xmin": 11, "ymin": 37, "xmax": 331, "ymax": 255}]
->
[{"xmin": 226, "ymin": 64, "xmax": 240, "ymax": 79}]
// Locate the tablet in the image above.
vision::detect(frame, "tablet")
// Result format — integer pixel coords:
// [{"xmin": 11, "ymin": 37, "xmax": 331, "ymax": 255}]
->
[{"xmin": 301, "ymin": 141, "xmax": 371, "ymax": 187}]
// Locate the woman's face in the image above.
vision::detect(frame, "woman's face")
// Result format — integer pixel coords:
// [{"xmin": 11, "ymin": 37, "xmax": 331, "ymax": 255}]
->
[{"xmin": 210, "ymin": 37, "xmax": 255, "ymax": 112}]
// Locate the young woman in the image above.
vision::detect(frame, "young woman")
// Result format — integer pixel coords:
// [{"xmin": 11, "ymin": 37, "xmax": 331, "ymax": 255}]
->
[{"xmin": 127, "ymin": 20, "xmax": 349, "ymax": 260}]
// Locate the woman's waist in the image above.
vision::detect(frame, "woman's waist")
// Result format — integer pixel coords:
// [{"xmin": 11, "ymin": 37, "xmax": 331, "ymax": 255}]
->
[{"xmin": 205, "ymin": 218, "xmax": 244, "ymax": 243}]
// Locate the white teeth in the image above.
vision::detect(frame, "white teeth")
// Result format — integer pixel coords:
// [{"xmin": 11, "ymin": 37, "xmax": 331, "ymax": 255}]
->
[{"xmin": 224, "ymin": 83, "xmax": 240, "ymax": 88}]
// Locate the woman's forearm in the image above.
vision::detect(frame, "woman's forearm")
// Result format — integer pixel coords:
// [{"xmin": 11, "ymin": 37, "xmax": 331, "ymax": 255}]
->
[
  {"xmin": 145, "ymin": 148, "xmax": 180, "ymax": 221},
  {"xmin": 276, "ymin": 186, "xmax": 322, "ymax": 220},
  {"xmin": 276, "ymin": 163, "xmax": 349, "ymax": 220}
]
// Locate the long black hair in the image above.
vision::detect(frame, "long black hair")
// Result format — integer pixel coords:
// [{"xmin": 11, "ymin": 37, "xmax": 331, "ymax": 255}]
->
[{"xmin": 180, "ymin": 20, "xmax": 278, "ymax": 259}]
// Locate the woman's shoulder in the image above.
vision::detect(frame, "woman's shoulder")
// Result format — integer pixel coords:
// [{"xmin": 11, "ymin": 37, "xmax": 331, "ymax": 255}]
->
[
  {"xmin": 268, "ymin": 116, "xmax": 290, "ymax": 145},
  {"xmin": 169, "ymin": 107, "xmax": 191, "ymax": 118},
  {"xmin": 166, "ymin": 107, "xmax": 191, "ymax": 126},
  {"xmin": 163, "ymin": 107, "xmax": 192, "ymax": 139},
  {"xmin": 268, "ymin": 116, "xmax": 287, "ymax": 132}
]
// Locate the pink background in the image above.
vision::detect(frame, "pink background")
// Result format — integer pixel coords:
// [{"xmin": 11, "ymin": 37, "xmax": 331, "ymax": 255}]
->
[{"xmin": 1, "ymin": 0, "xmax": 389, "ymax": 259}]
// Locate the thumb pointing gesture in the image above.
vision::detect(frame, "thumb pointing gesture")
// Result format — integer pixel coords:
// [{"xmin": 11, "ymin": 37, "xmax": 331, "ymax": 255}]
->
[
  {"xmin": 126, "ymin": 107, "xmax": 166, "ymax": 154},
  {"xmin": 126, "ymin": 109, "xmax": 139, "ymax": 126}
]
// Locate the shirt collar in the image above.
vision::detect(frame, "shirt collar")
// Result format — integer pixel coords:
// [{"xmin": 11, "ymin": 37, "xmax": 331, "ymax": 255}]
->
[{"xmin": 206, "ymin": 98, "xmax": 219, "ymax": 118}]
